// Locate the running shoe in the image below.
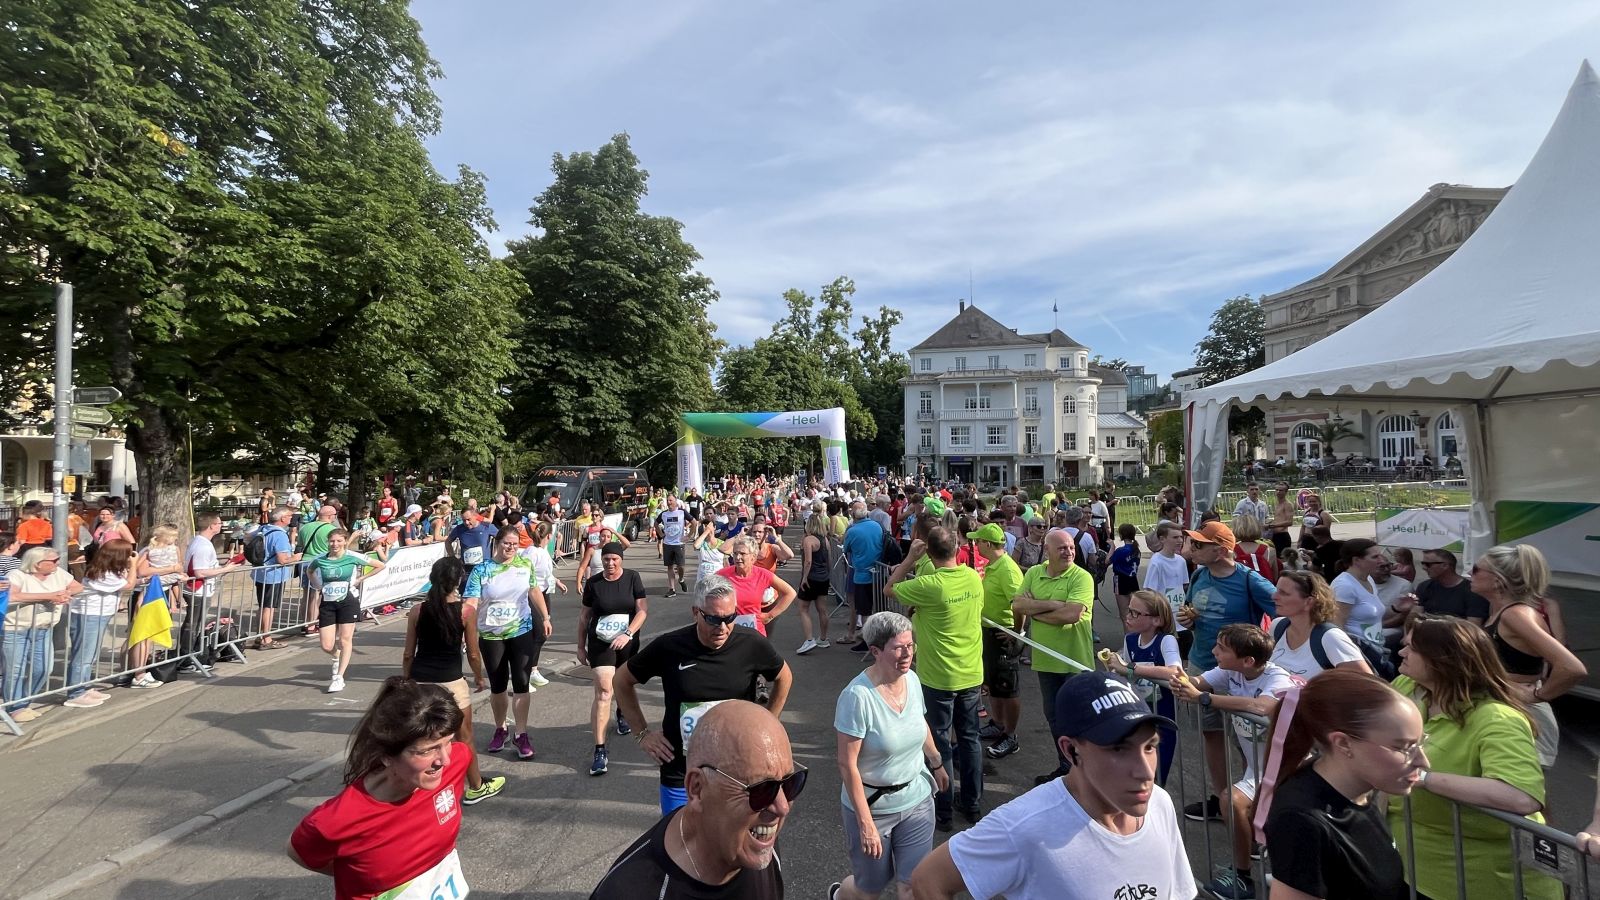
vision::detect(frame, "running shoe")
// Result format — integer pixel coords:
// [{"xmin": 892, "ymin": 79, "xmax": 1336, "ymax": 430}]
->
[
  {"xmin": 828, "ymin": 884, "xmax": 842, "ymax": 900},
  {"xmin": 850, "ymin": 640, "xmax": 869, "ymax": 653},
  {"xmin": 529, "ymin": 667, "xmax": 550, "ymax": 687},
  {"xmin": 487, "ymin": 726, "xmax": 509, "ymax": 753},
  {"xmin": 1184, "ymin": 796, "xmax": 1225, "ymax": 822},
  {"xmin": 131, "ymin": 673, "xmax": 164, "ymax": 689},
  {"xmin": 665, "ymin": 589, "xmax": 677, "ymax": 599},
  {"xmin": 326, "ymin": 675, "xmax": 345, "ymax": 693},
  {"xmin": 796, "ymin": 638, "xmax": 818, "ymax": 655},
  {"xmin": 463, "ymin": 776, "xmax": 506, "ymax": 805},
  {"xmin": 590, "ymin": 746, "xmax": 609, "ymax": 776},
  {"xmin": 985, "ymin": 735, "xmax": 1020, "ymax": 759},
  {"xmin": 1206, "ymin": 868, "xmax": 1256, "ymax": 899},
  {"xmin": 84, "ymin": 689, "xmax": 112, "ymax": 701},
  {"xmin": 816, "ymin": 639, "xmax": 830, "ymax": 648},
  {"xmin": 513, "ymin": 732, "xmax": 535, "ymax": 760},
  {"xmin": 64, "ymin": 695, "xmax": 106, "ymax": 709},
  {"xmin": 177, "ymin": 660, "xmax": 213, "ymax": 675},
  {"xmin": 615, "ymin": 709, "xmax": 631, "ymax": 736}
]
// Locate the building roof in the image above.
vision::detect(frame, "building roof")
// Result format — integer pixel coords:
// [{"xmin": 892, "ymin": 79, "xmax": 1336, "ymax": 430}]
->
[
  {"xmin": 1097, "ymin": 412, "xmax": 1147, "ymax": 429},
  {"xmin": 1088, "ymin": 363, "xmax": 1126, "ymax": 385},
  {"xmin": 1171, "ymin": 365, "xmax": 1205, "ymax": 378},
  {"xmin": 910, "ymin": 304, "xmax": 1037, "ymax": 351},
  {"xmin": 1020, "ymin": 328, "xmax": 1086, "ymax": 349}
]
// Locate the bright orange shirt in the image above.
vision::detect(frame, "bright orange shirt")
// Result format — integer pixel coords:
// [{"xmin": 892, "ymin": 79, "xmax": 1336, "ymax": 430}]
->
[{"xmin": 16, "ymin": 518, "xmax": 52, "ymax": 545}]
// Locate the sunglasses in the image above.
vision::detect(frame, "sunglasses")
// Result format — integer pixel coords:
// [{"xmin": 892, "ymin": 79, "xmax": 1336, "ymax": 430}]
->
[
  {"xmin": 699, "ymin": 763, "xmax": 809, "ymax": 811},
  {"xmin": 696, "ymin": 608, "xmax": 740, "ymax": 628}
]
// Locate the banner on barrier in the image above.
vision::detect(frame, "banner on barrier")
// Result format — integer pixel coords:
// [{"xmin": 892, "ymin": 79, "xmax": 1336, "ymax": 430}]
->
[
  {"xmin": 359, "ymin": 543, "xmax": 447, "ymax": 608},
  {"xmin": 1375, "ymin": 507, "xmax": 1468, "ymax": 551},
  {"xmin": 1495, "ymin": 500, "xmax": 1600, "ymax": 578}
]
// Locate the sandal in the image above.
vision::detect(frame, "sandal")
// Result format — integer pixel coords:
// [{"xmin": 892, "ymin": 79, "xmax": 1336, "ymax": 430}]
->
[{"xmin": 252, "ymin": 638, "xmax": 284, "ymax": 650}]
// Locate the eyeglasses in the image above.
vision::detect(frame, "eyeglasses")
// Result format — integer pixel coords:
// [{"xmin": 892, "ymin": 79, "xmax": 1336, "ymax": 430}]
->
[
  {"xmin": 1421, "ymin": 560, "xmax": 1449, "ymax": 568},
  {"xmin": 1030, "ymin": 523, "xmax": 1047, "ymax": 530},
  {"xmin": 696, "ymin": 608, "xmax": 740, "ymax": 628},
  {"xmin": 699, "ymin": 763, "xmax": 808, "ymax": 811},
  {"xmin": 1353, "ymin": 733, "xmax": 1429, "ymax": 763},
  {"xmin": 1125, "ymin": 610, "xmax": 1159, "ymax": 619},
  {"xmin": 39, "ymin": 558, "xmax": 60, "ymax": 566}
]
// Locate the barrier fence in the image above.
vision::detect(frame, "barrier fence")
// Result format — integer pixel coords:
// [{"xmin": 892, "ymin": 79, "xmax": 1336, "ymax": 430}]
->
[{"xmin": 849, "ymin": 560, "xmax": 1593, "ymax": 899}]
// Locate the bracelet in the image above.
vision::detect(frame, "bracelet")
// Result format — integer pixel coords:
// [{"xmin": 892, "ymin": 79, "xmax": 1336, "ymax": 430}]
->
[
  {"xmin": 633, "ymin": 727, "xmax": 650, "ymax": 743},
  {"xmin": 925, "ymin": 758, "xmax": 941, "ymax": 770}
]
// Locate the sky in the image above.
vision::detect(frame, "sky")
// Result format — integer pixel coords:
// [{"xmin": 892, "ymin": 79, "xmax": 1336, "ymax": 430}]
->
[{"xmin": 409, "ymin": 1, "xmax": 1600, "ymax": 380}]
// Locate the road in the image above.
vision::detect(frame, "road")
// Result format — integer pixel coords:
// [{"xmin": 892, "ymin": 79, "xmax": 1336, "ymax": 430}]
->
[{"xmin": 4, "ymin": 523, "xmax": 1597, "ymax": 899}]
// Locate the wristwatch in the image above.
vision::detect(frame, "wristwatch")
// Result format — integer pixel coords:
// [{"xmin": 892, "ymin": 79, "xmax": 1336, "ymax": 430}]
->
[
  {"xmin": 1199, "ymin": 693, "xmax": 1212, "ymax": 708},
  {"xmin": 620, "ymin": 629, "xmax": 632, "ymax": 639}
]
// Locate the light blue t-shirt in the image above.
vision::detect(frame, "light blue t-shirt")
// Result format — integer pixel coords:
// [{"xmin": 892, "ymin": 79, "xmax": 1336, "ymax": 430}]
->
[
  {"xmin": 834, "ymin": 669, "xmax": 933, "ymax": 816},
  {"xmin": 843, "ymin": 519, "xmax": 884, "ymax": 585},
  {"xmin": 251, "ymin": 526, "xmax": 292, "ymax": 585}
]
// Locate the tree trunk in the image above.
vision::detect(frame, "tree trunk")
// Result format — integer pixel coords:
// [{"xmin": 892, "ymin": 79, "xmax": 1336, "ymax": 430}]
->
[
  {"xmin": 346, "ymin": 425, "xmax": 372, "ymax": 530},
  {"xmin": 492, "ymin": 455, "xmax": 503, "ymax": 494},
  {"xmin": 316, "ymin": 448, "xmax": 332, "ymax": 497},
  {"xmin": 127, "ymin": 414, "xmax": 192, "ymax": 548}
]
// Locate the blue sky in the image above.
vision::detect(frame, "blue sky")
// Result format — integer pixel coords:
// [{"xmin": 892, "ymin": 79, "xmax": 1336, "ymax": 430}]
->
[{"xmin": 410, "ymin": 1, "xmax": 1600, "ymax": 380}]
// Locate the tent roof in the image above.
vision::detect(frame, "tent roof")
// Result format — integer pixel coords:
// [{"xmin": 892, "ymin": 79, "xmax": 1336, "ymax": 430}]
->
[{"xmin": 1190, "ymin": 62, "xmax": 1600, "ymax": 409}]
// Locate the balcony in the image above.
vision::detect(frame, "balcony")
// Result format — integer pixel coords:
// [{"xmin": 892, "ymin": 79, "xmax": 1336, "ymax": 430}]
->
[
  {"xmin": 915, "ymin": 410, "xmax": 936, "ymax": 420},
  {"xmin": 940, "ymin": 406, "xmax": 1017, "ymax": 421},
  {"xmin": 1021, "ymin": 405, "xmax": 1041, "ymax": 420}
]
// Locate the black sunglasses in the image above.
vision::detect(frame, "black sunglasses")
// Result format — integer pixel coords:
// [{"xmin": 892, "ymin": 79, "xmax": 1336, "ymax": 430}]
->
[
  {"xmin": 696, "ymin": 608, "xmax": 739, "ymax": 628},
  {"xmin": 700, "ymin": 763, "xmax": 808, "ymax": 811}
]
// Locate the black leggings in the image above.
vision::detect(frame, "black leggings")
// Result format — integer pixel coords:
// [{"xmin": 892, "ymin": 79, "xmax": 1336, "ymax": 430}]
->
[{"xmin": 480, "ymin": 627, "xmax": 544, "ymax": 694}]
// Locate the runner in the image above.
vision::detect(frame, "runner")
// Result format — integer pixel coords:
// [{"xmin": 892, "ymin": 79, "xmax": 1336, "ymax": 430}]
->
[
  {"xmin": 718, "ymin": 536, "xmax": 797, "ymax": 638},
  {"xmin": 578, "ymin": 520, "xmax": 630, "ymax": 595},
  {"xmin": 578, "ymin": 542, "xmax": 648, "ymax": 776},
  {"xmin": 654, "ymin": 495, "xmax": 689, "ymax": 598},
  {"xmin": 402, "ymin": 556, "xmax": 505, "ymax": 805},
  {"xmin": 794, "ymin": 509, "xmax": 833, "ymax": 655},
  {"xmin": 614, "ymin": 574, "xmax": 792, "ymax": 814},
  {"xmin": 692, "ymin": 515, "xmax": 727, "ymax": 587},
  {"xmin": 465, "ymin": 526, "xmax": 551, "ymax": 761},
  {"xmin": 447, "ymin": 506, "xmax": 497, "ymax": 571},
  {"xmin": 304, "ymin": 529, "xmax": 386, "ymax": 693},
  {"xmin": 289, "ymin": 677, "xmax": 472, "ymax": 899}
]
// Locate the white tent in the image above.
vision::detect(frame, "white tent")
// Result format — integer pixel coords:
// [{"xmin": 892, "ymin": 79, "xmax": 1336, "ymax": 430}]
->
[{"xmin": 1185, "ymin": 61, "xmax": 1600, "ymax": 585}]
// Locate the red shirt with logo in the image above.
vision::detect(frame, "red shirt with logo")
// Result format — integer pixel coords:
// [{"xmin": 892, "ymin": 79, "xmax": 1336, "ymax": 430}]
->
[
  {"xmin": 290, "ymin": 740, "xmax": 470, "ymax": 900},
  {"xmin": 717, "ymin": 565, "xmax": 776, "ymax": 635}
]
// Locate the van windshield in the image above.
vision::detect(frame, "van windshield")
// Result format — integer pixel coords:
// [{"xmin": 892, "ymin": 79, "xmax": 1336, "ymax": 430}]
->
[{"xmin": 523, "ymin": 481, "xmax": 568, "ymax": 509}]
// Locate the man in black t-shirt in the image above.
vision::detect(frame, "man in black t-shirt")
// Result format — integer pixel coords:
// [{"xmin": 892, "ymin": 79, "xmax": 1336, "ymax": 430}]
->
[
  {"xmin": 615, "ymin": 573, "xmax": 791, "ymax": 816},
  {"xmin": 590, "ymin": 700, "xmax": 793, "ymax": 900},
  {"xmin": 1384, "ymin": 548, "xmax": 1489, "ymax": 632}
]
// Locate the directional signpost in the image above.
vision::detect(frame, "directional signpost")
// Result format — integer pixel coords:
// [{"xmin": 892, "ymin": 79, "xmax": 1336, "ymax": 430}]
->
[
  {"xmin": 69, "ymin": 424, "xmax": 98, "ymax": 441},
  {"xmin": 70, "ymin": 405, "xmax": 114, "ymax": 427},
  {"xmin": 73, "ymin": 386, "xmax": 122, "ymax": 406}
]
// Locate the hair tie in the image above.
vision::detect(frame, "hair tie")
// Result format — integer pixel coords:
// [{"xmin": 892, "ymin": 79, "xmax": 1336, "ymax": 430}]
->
[{"xmin": 1251, "ymin": 683, "xmax": 1302, "ymax": 846}]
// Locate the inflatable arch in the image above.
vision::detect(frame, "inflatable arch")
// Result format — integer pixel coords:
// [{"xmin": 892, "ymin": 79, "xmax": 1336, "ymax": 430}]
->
[{"xmin": 677, "ymin": 408, "xmax": 850, "ymax": 493}]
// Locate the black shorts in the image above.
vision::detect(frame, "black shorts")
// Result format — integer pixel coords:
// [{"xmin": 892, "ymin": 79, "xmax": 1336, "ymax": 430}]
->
[
  {"xmin": 982, "ymin": 628, "xmax": 1021, "ymax": 698},
  {"xmin": 585, "ymin": 635, "xmax": 638, "ymax": 669},
  {"xmin": 852, "ymin": 581, "xmax": 875, "ymax": 617},
  {"xmin": 1271, "ymin": 531, "xmax": 1292, "ymax": 553},
  {"xmin": 799, "ymin": 579, "xmax": 830, "ymax": 603},
  {"xmin": 318, "ymin": 595, "xmax": 360, "ymax": 626},
  {"xmin": 1114, "ymin": 573, "xmax": 1139, "ymax": 596},
  {"xmin": 662, "ymin": 544, "xmax": 685, "ymax": 568},
  {"xmin": 254, "ymin": 580, "xmax": 285, "ymax": 610}
]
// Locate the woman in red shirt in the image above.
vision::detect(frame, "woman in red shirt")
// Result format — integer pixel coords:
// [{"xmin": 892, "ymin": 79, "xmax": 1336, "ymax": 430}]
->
[
  {"xmin": 716, "ymin": 536, "xmax": 796, "ymax": 636},
  {"xmin": 289, "ymin": 677, "xmax": 471, "ymax": 900}
]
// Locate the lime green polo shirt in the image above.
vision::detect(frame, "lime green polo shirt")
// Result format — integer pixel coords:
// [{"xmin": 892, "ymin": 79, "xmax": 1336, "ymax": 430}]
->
[
  {"xmin": 1018, "ymin": 563, "xmax": 1095, "ymax": 675},
  {"xmin": 913, "ymin": 556, "xmax": 935, "ymax": 578},
  {"xmin": 1386, "ymin": 676, "xmax": 1559, "ymax": 900},
  {"xmin": 980, "ymin": 553, "xmax": 1022, "ymax": 629},
  {"xmin": 893, "ymin": 565, "xmax": 984, "ymax": 692}
]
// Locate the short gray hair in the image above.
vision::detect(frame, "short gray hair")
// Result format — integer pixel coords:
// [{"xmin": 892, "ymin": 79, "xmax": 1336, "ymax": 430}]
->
[
  {"xmin": 695, "ymin": 573, "xmax": 736, "ymax": 609},
  {"xmin": 863, "ymin": 611, "xmax": 913, "ymax": 649}
]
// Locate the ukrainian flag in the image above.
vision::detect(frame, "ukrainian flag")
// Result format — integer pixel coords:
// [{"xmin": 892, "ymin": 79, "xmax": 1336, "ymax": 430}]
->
[{"xmin": 128, "ymin": 577, "xmax": 173, "ymax": 648}]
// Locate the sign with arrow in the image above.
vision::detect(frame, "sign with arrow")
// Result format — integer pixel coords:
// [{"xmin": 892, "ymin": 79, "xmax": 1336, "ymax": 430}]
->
[
  {"xmin": 70, "ymin": 405, "xmax": 113, "ymax": 427},
  {"xmin": 69, "ymin": 424, "xmax": 99, "ymax": 441},
  {"xmin": 72, "ymin": 386, "xmax": 122, "ymax": 405}
]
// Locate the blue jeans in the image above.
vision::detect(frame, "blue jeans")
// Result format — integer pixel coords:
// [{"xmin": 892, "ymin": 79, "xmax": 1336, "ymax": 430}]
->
[
  {"xmin": 66, "ymin": 613, "xmax": 114, "ymax": 699},
  {"xmin": 3, "ymin": 626, "xmax": 54, "ymax": 711},
  {"xmin": 1037, "ymin": 671, "xmax": 1075, "ymax": 769},
  {"xmin": 922, "ymin": 684, "xmax": 983, "ymax": 817}
]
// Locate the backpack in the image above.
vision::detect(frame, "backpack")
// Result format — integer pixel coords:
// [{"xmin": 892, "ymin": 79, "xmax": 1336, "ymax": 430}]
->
[
  {"xmin": 244, "ymin": 525, "xmax": 280, "ymax": 566},
  {"xmin": 879, "ymin": 529, "xmax": 905, "ymax": 567},
  {"xmin": 1270, "ymin": 616, "xmax": 1397, "ymax": 680}
]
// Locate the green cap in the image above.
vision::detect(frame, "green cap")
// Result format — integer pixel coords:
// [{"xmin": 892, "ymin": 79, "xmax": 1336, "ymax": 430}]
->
[
  {"xmin": 966, "ymin": 522, "xmax": 1007, "ymax": 544},
  {"xmin": 922, "ymin": 497, "xmax": 947, "ymax": 518}
]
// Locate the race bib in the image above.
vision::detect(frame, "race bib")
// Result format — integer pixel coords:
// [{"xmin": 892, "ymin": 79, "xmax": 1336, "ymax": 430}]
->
[
  {"xmin": 679, "ymin": 699, "xmax": 728, "ymax": 755},
  {"xmin": 463, "ymin": 546, "xmax": 484, "ymax": 565},
  {"xmin": 322, "ymin": 581, "xmax": 350, "ymax": 603},
  {"xmin": 594, "ymin": 613, "xmax": 630, "ymax": 640},
  {"xmin": 483, "ymin": 600, "xmax": 520, "ymax": 629},
  {"xmin": 1164, "ymin": 588, "xmax": 1189, "ymax": 632},
  {"xmin": 374, "ymin": 847, "xmax": 468, "ymax": 900},
  {"xmin": 734, "ymin": 613, "xmax": 760, "ymax": 630}
]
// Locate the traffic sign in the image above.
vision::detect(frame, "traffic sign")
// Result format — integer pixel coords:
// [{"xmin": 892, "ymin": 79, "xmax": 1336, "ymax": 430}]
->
[
  {"xmin": 71, "ymin": 405, "xmax": 114, "ymax": 426},
  {"xmin": 73, "ymin": 386, "xmax": 122, "ymax": 405},
  {"xmin": 69, "ymin": 424, "xmax": 98, "ymax": 440},
  {"xmin": 69, "ymin": 440, "xmax": 91, "ymax": 473}
]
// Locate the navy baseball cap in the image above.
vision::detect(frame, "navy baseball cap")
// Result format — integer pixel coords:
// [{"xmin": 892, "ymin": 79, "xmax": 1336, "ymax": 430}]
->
[{"xmin": 1055, "ymin": 674, "xmax": 1177, "ymax": 745}]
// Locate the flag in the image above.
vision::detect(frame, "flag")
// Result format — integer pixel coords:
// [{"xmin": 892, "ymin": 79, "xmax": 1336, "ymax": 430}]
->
[
  {"xmin": 1052, "ymin": 302, "xmax": 1058, "ymax": 313},
  {"xmin": 128, "ymin": 576, "xmax": 174, "ymax": 648}
]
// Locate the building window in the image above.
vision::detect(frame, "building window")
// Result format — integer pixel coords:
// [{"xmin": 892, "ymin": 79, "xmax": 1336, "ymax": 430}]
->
[
  {"xmin": 1062, "ymin": 397, "xmax": 1076, "ymax": 415},
  {"xmin": 954, "ymin": 356, "xmax": 967, "ymax": 371},
  {"xmin": 1023, "ymin": 387, "xmax": 1038, "ymax": 414},
  {"xmin": 1378, "ymin": 415, "xmax": 1416, "ymax": 467},
  {"xmin": 918, "ymin": 357, "xmax": 931, "ymax": 371},
  {"xmin": 964, "ymin": 396, "xmax": 991, "ymax": 410},
  {"xmin": 1058, "ymin": 355, "xmax": 1069, "ymax": 369},
  {"xmin": 1024, "ymin": 353, "xmax": 1037, "ymax": 367},
  {"xmin": 1063, "ymin": 432, "xmax": 1077, "ymax": 452},
  {"xmin": 1291, "ymin": 422, "xmax": 1321, "ymax": 462},
  {"xmin": 1435, "ymin": 411, "xmax": 1459, "ymax": 459},
  {"xmin": 949, "ymin": 426, "xmax": 971, "ymax": 447},
  {"xmin": 987, "ymin": 425, "xmax": 1007, "ymax": 447},
  {"xmin": 1084, "ymin": 393, "xmax": 1096, "ymax": 415},
  {"xmin": 1024, "ymin": 425, "xmax": 1038, "ymax": 453},
  {"xmin": 1104, "ymin": 435, "xmax": 1116, "ymax": 449},
  {"xmin": 919, "ymin": 427, "xmax": 932, "ymax": 451},
  {"xmin": 918, "ymin": 391, "xmax": 932, "ymax": 414},
  {"xmin": 987, "ymin": 354, "xmax": 1000, "ymax": 369}
]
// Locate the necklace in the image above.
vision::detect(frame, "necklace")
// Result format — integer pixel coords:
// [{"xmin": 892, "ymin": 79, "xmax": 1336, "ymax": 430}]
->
[{"xmin": 678, "ymin": 813, "xmax": 705, "ymax": 882}]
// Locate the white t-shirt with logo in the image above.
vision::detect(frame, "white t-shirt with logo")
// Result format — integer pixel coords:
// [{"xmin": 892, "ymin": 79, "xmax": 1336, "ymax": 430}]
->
[
  {"xmin": 1268, "ymin": 618, "xmax": 1363, "ymax": 680},
  {"xmin": 656, "ymin": 509, "xmax": 687, "ymax": 546},
  {"xmin": 1201, "ymin": 663, "xmax": 1296, "ymax": 796},
  {"xmin": 948, "ymin": 776, "xmax": 1196, "ymax": 900}
]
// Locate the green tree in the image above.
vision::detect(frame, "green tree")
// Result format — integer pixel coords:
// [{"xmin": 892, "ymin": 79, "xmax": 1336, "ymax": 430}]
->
[
  {"xmin": 1090, "ymin": 355, "xmax": 1128, "ymax": 369},
  {"xmin": 505, "ymin": 135, "xmax": 719, "ymax": 473},
  {"xmin": 1193, "ymin": 294, "xmax": 1267, "ymax": 441},
  {"xmin": 1149, "ymin": 410, "xmax": 1184, "ymax": 465}
]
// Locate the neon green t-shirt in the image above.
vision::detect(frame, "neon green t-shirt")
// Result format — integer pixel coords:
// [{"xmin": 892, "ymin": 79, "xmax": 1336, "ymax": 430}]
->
[
  {"xmin": 980, "ymin": 553, "xmax": 1022, "ymax": 629},
  {"xmin": 1041, "ymin": 491, "xmax": 1057, "ymax": 510},
  {"xmin": 914, "ymin": 556, "xmax": 935, "ymax": 578},
  {"xmin": 892, "ymin": 566, "xmax": 984, "ymax": 692},
  {"xmin": 1018, "ymin": 563, "xmax": 1095, "ymax": 675},
  {"xmin": 1386, "ymin": 676, "xmax": 1558, "ymax": 900}
]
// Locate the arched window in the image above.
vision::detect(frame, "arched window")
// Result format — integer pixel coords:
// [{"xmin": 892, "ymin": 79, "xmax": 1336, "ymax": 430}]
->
[
  {"xmin": 1291, "ymin": 423, "xmax": 1320, "ymax": 461},
  {"xmin": 1084, "ymin": 392, "xmax": 1096, "ymax": 415},
  {"xmin": 1434, "ymin": 411, "xmax": 1459, "ymax": 460},
  {"xmin": 1378, "ymin": 415, "xmax": 1416, "ymax": 467}
]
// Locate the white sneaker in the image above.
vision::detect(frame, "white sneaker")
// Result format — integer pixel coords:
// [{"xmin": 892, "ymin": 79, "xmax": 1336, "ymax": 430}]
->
[
  {"xmin": 529, "ymin": 668, "xmax": 550, "ymax": 687},
  {"xmin": 327, "ymin": 675, "xmax": 345, "ymax": 693},
  {"xmin": 817, "ymin": 640, "xmax": 831, "ymax": 648},
  {"xmin": 796, "ymin": 639, "xmax": 818, "ymax": 655},
  {"xmin": 131, "ymin": 674, "xmax": 164, "ymax": 689}
]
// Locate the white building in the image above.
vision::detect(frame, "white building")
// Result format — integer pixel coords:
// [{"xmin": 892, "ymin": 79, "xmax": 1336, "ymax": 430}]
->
[{"xmin": 900, "ymin": 302, "xmax": 1148, "ymax": 488}]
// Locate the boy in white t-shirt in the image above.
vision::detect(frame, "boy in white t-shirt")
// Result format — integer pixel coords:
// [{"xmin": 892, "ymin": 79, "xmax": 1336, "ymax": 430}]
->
[
  {"xmin": 1170, "ymin": 623, "xmax": 1294, "ymax": 900},
  {"xmin": 910, "ymin": 674, "xmax": 1196, "ymax": 900},
  {"xmin": 1142, "ymin": 522, "xmax": 1192, "ymax": 657}
]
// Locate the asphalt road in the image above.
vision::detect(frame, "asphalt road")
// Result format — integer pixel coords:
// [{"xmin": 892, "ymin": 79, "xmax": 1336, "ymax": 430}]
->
[{"xmin": 5, "ymin": 528, "xmax": 1598, "ymax": 899}]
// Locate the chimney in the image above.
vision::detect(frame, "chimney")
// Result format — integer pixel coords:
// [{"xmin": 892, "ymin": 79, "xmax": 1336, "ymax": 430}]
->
[{"xmin": 958, "ymin": 299, "xmax": 966, "ymax": 312}]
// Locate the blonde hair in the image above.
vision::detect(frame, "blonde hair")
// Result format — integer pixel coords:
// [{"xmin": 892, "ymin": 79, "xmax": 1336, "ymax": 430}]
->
[
  {"xmin": 1231, "ymin": 514, "xmax": 1262, "ymax": 543},
  {"xmin": 1277, "ymin": 570, "xmax": 1338, "ymax": 624},
  {"xmin": 1129, "ymin": 589, "xmax": 1175, "ymax": 634},
  {"xmin": 1475, "ymin": 544, "xmax": 1550, "ymax": 606},
  {"xmin": 148, "ymin": 523, "xmax": 179, "ymax": 548}
]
